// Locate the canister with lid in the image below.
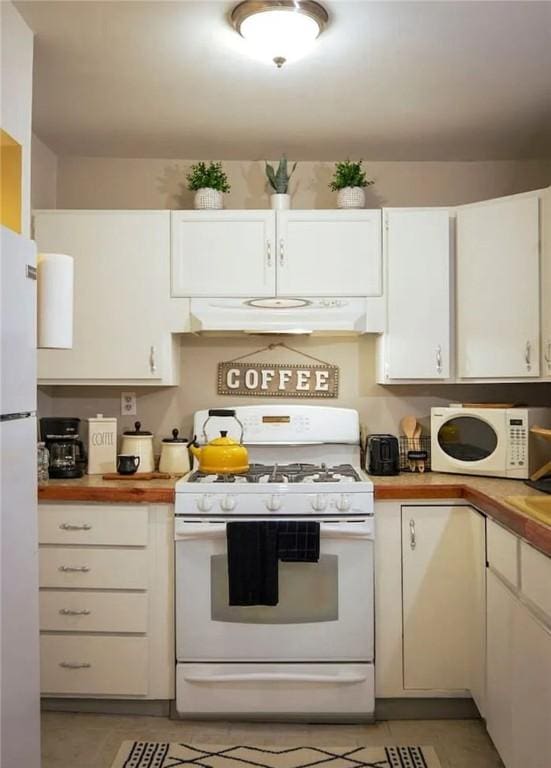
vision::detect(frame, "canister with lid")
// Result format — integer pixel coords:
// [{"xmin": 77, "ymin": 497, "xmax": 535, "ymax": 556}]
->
[
  {"xmin": 159, "ymin": 429, "xmax": 190, "ymax": 475},
  {"xmin": 120, "ymin": 421, "xmax": 155, "ymax": 473},
  {"xmin": 87, "ymin": 414, "xmax": 117, "ymax": 474}
]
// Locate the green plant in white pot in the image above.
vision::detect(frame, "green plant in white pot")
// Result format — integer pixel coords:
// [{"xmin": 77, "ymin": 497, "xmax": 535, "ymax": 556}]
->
[
  {"xmin": 265, "ymin": 155, "xmax": 297, "ymax": 210},
  {"xmin": 329, "ymin": 159, "xmax": 374, "ymax": 209},
  {"xmin": 187, "ymin": 161, "xmax": 231, "ymax": 209}
]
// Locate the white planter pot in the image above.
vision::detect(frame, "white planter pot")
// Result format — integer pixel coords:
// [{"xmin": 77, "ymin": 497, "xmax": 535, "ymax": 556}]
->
[
  {"xmin": 337, "ymin": 187, "xmax": 365, "ymax": 209},
  {"xmin": 194, "ymin": 188, "xmax": 223, "ymax": 210},
  {"xmin": 271, "ymin": 193, "xmax": 291, "ymax": 210}
]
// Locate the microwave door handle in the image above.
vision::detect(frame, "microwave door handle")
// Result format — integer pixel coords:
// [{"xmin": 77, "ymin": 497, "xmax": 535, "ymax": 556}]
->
[{"xmin": 183, "ymin": 672, "xmax": 369, "ymax": 685}]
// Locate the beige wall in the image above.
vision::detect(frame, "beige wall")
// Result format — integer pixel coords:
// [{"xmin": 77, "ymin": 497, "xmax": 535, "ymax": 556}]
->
[
  {"xmin": 1, "ymin": 2, "xmax": 34, "ymax": 235},
  {"xmin": 31, "ymin": 133, "xmax": 57, "ymax": 209},
  {"xmin": 36, "ymin": 153, "xmax": 551, "ymax": 452},
  {"xmin": 55, "ymin": 156, "xmax": 551, "ymax": 210},
  {"xmin": 38, "ymin": 335, "xmax": 551, "ymax": 455}
]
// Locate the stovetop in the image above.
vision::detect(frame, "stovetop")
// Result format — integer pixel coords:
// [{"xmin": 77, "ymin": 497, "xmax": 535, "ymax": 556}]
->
[{"xmin": 186, "ymin": 462, "xmax": 362, "ymax": 485}]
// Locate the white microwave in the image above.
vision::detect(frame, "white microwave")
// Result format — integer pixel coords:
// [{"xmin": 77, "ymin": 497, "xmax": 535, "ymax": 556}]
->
[{"xmin": 430, "ymin": 407, "xmax": 551, "ymax": 479}]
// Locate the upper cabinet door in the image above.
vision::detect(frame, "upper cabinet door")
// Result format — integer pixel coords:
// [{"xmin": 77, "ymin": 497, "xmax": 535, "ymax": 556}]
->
[
  {"xmin": 382, "ymin": 208, "xmax": 450, "ymax": 380},
  {"xmin": 540, "ymin": 187, "xmax": 551, "ymax": 377},
  {"xmin": 456, "ymin": 194, "xmax": 540, "ymax": 378},
  {"xmin": 276, "ymin": 210, "xmax": 382, "ymax": 297},
  {"xmin": 35, "ymin": 211, "xmax": 174, "ymax": 384},
  {"xmin": 171, "ymin": 211, "xmax": 276, "ymax": 297}
]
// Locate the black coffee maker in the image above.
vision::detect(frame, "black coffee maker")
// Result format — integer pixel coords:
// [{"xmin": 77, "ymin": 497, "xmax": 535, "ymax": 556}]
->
[{"xmin": 40, "ymin": 417, "xmax": 87, "ymax": 478}]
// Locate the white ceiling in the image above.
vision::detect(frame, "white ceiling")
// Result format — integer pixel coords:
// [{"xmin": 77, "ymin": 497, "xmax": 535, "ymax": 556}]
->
[{"xmin": 16, "ymin": 0, "xmax": 551, "ymax": 160}]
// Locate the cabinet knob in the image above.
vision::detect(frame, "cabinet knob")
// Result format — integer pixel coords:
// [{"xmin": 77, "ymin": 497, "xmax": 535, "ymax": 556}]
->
[
  {"xmin": 524, "ymin": 340, "xmax": 532, "ymax": 371},
  {"xmin": 149, "ymin": 345, "xmax": 157, "ymax": 374},
  {"xmin": 279, "ymin": 238, "xmax": 285, "ymax": 267},
  {"xmin": 266, "ymin": 240, "xmax": 272, "ymax": 267},
  {"xmin": 436, "ymin": 345, "xmax": 443, "ymax": 374}
]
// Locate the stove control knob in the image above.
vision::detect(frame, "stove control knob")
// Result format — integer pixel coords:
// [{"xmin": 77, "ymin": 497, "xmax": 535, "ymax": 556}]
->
[
  {"xmin": 197, "ymin": 494, "xmax": 213, "ymax": 512},
  {"xmin": 266, "ymin": 494, "xmax": 282, "ymax": 512},
  {"xmin": 220, "ymin": 495, "xmax": 237, "ymax": 512},
  {"xmin": 311, "ymin": 494, "xmax": 328, "ymax": 512},
  {"xmin": 336, "ymin": 494, "xmax": 351, "ymax": 512}
]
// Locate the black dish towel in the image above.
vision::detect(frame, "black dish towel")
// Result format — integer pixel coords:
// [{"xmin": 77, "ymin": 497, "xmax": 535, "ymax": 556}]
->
[
  {"xmin": 227, "ymin": 521, "xmax": 279, "ymax": 606},
  {"xmin": 226, "ymin": 521, "xmax": 320, "ymax": 606}
]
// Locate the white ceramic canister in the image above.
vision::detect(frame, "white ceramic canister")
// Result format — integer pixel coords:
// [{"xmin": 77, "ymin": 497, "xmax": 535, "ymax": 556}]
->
[
  {"xmin": 159, "ymin": 429, "xmax": 190, "ymax": 475},
  {"xmin": 87, "ymin": 414, "xmax": 117, "ymax": 474},
  {"xmin": 120, "ymin": 421, "xmax": 155, "ymax": 473}
]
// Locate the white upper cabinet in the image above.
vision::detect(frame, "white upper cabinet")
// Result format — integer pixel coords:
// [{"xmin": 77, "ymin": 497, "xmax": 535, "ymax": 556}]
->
[
  {"xmin": 378, "ymin": 208, "xmax": 451, "ymax": 381},
  {"xmin": 35, "ymin": 211, "xmax": 181, "ymax": 385},
  {"xmin": 456, "ymin": 193, "xmax": 540, "ymax": 378},
  {"xmin": 171, "ymin": 210, "xmax": 276, "ymax": 297},
  {"xmin": 540, "ymin": 187, "xmax": 551, "ymax": 377},
  {"xmin": 276, "ymin": 210, "xmax": 382, "ymax": 297}
]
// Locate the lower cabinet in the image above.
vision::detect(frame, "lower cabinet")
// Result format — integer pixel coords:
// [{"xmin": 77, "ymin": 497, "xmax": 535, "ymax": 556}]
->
[
  {"xmin": 375, "ymin": 501, "xmax": 485, "ymax": 700},
  {"xmin": 38, "ymin": 502, "xmax": 174, "ymax": 700}
]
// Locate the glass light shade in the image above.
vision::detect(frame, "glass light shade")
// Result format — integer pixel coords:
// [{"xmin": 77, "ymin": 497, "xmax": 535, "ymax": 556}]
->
[{"xmin": 239, "ymin": 9, "xmax": 321, "ymax": 65}]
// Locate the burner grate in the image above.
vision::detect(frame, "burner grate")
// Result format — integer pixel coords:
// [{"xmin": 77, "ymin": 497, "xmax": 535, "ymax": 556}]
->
[{"xmin": 187, "ymin": 462, "xmax": 361, "ymax": 484}]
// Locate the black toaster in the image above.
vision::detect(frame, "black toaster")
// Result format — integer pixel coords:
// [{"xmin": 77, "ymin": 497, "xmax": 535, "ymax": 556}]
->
[{"xmin": 367, "ymin": 434, "xmax": 400, "ymax": 476}]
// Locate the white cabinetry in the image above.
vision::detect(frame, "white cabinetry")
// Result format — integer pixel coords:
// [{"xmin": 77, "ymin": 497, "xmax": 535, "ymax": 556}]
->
[
  {"xmin": 38, "ymin": 503, "xmax": 174, "ymax": 700},
  {"xmin": 456, "ymin": 193, "xmax": 540, "ymax": 378},
  {"xmin": 171, "ymin": 210, "xmax": 381, "ymax": 299},
  {"xmin": 276, "ymin": 210, "xmax": 382, "ymax": 297},
  {"xmin": 34, "ymin": 211, "xmax": 185, "ymax": 385},
  {"xmin": 486, "ymin": 528, "xmax": 551, "ymax": 768},
  {"xmin": 540, "ymin": 187, "xmax": 551, "ymax": 377},
  {"xmin": 377, "ymin": 208, "xmax": 451, "ymax": 381},
  {"xmin": 375, "ymin": 501, "xmax": 485, "ymax": 700},
  {"xmin": 171, "ymin": 210, "xmax": 275, "ymax": 297}
]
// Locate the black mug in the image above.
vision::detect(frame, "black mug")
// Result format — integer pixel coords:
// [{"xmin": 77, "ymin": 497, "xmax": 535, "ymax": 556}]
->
[{"xmin": 117, "ymin": 454, "xmax": 140, "ymax": 475}]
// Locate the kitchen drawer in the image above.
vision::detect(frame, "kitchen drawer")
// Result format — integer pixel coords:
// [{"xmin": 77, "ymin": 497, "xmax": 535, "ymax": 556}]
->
[
  {"xmin": 39, "ymin": 504, "xmax": 148, "ymax": 546},
  {"xmin": 41, "ymin": 635, "xmax": 148, "ymax": 696},
  {"xmin": 39, "ymin": 547, "xmax": 148, "ymax": 590},
  {"xmin": 487, "ymin": 519, "xmax": 519, "ymax": 587},
  {"xmin": 520, "ymin": 541, "xmax": 551, "ymax": 619},
  {"xmin": 40, "ymin": 590, "xmax": 148, "ymax": 633},
  {"xmin": 176, "ymin": 663, "xmax": 374, "ymax": 717}
]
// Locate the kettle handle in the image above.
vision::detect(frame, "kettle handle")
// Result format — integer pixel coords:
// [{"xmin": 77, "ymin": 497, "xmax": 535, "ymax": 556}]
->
[{"xmin": 202, "ymin": 412, "xmax": 244, "ymax": 445}]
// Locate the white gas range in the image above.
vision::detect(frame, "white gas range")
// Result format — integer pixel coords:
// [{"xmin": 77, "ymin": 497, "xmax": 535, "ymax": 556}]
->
[{"xmin": 174, "ymin": 405, "xmax": 375, "ymax": 721}]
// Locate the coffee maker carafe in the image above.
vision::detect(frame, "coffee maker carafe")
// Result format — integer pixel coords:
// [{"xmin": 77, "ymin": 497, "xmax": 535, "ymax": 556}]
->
[{"xmin": 40, "ymin": 417, "xmax": 87, "ymax": 478}]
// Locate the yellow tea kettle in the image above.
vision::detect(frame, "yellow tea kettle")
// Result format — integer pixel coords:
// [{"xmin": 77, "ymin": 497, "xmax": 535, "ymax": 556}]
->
[{"xmin": 190, "ymin": 409, "xmax": 249, "ymax": 474}]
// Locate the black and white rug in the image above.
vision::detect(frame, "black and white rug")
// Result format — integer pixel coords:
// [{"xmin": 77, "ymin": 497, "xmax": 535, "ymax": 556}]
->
[{"xmin": 111, "ymin": 743, "xmax": 442, "ymax": 768}]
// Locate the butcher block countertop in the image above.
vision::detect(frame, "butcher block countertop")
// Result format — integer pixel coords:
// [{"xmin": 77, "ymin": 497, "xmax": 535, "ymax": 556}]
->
[{"xmin": 38, "ymin": 472, "xmax": 551, "ymax": 556}]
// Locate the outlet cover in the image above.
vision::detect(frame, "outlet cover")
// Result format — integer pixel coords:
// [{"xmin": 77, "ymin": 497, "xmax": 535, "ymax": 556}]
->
[{"xmin": 121, "ymin": 392, "xmax": 137, "ymax": 416}]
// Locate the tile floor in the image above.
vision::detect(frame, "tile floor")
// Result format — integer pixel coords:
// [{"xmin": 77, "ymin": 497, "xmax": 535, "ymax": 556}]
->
[{"xmin": 41, "ymin": 713, "xmax": 504, "ymax": 768}]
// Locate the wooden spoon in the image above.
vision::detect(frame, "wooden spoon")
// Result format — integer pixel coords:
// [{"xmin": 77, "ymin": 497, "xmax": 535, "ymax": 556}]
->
[
  {"xmin": 400, "ymin": 415, "xmax": 417, "ymax": 472},
  {"xmin": 413, "ymin": 423, "xmax": 424, "ymax": 473}
]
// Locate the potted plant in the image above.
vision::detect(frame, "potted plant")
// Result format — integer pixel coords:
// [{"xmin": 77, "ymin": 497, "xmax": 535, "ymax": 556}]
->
[
  {"xmin": 329, "ymin": 159, "xmax": 374, "ymax": 209},
  {"xmin": 265, "ymin": 155, "xmax": 297, "ymax": 210},
  {"xmin": 186, "ymin": 161, "xmax": 231, "ymax": 209}
]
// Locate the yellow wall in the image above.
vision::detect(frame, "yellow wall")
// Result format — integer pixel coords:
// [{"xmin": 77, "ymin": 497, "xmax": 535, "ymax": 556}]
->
[{"xmin": 1, "ymin": 129, "xmax": 22, "ymax": 232}]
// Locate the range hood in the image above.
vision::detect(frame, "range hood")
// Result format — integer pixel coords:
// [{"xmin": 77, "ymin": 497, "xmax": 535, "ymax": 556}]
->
[{"xmin": 189, "ymin": 297, "xmax": 385, "ymax": 335}]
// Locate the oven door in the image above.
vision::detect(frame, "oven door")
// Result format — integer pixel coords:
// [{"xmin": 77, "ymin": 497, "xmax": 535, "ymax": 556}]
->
[{"xmin": 175, "ymin": 519, "xmax": 374, "ymax": 662}]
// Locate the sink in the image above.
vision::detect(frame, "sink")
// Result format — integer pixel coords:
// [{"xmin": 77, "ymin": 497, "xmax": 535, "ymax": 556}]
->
[{"xmin": 505, "ymin": 496, "xmax": 551, "ymax": 525}]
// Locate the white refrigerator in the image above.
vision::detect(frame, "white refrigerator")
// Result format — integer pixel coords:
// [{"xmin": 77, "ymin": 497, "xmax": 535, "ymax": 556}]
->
[{"xmin": 0, "ymin": 226, "xmax": 41, "ymax": 768}]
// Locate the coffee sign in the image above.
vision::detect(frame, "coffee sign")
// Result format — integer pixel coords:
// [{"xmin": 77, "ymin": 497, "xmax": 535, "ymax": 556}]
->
[{"xmin": 217, "ymin": 361, "xmax": 339, "ymax": 399}]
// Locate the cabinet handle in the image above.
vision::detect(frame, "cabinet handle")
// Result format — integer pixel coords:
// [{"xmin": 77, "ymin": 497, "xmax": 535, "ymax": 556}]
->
[
  {"xmin": 436, "ymin": 345, "xmax": 442, "ymax": 374},
  {"xmin": 409, "ymin": 519, "xmax": 416, "ymax": 550},
  {"xmin": 525, "ymin": 340, "xmax": 531, "ymax": 370},
  {"xmin": 59, "ymin": 608, "xmax": 91, "ymax": 616},
  {"xmin": 59, "ymin": 522, "xmax": 91, "ymax": 531},
  {"xmin": 279, "ymin": 238, "xmax": 284, "ymax": 267},
  {"xmin": 266, "ymin": 240, "xmax": 272, "ymax": 267},
  {"xmin": 59, "ymin": 662, "xmax": 91, "ymax": 670},
  {"xmin": 58, "ymin": 565, "xmax": 90, "ymax": 573},
  {"xmin": 149, "ymin": 345, "xmax": 157, "ymax": 374}
]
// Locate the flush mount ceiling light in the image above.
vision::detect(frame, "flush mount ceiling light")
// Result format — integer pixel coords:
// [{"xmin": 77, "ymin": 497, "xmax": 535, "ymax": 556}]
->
[{"xmin": 231, "ymin": 1, "xmax": 328, "ymax": 68}]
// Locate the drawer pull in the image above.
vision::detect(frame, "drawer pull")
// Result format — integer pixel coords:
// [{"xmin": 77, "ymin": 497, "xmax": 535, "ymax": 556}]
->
[
  {"xmin": 59, "ymin": 608, "xmax": 91, "ymax": 616},
  {"xmin": 59, "ymin": 522, "xmax": 92, "ymax": 531},
  {"xmin": 59, "ymin": 662, "xmax": 91, "ymax": 670},
  {"xmin": 58, "ymin": 565, "xmax": 90, "ymax": 573}
]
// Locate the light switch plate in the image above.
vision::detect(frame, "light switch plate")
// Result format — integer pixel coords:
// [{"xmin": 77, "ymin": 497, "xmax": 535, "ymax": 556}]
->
[{"xmin": 121, "ymin": 391, "xmax": 137, "ymax": 416}]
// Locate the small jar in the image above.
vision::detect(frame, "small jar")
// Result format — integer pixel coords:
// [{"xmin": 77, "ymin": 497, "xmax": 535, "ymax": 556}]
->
[{"xmin": 37, "ymin": 442, "xmax": 49, "ymax": 483}]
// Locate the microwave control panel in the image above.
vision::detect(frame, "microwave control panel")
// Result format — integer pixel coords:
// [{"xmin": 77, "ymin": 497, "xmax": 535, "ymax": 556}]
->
[{"xmin": 507, "ymin": 416, "xmax": 528, "ymax": 468}]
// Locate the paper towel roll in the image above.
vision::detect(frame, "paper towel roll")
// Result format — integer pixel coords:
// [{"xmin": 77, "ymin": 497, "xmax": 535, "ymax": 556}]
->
[{"xmin": 37, "ymin": 252, "xmax": 74, "ymax": 349}]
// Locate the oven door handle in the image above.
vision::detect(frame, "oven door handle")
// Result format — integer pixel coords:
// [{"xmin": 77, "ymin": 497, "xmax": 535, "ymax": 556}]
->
[
  {"xmin": 183, "ymin": 672, "xmax": 369, "ymax": 685},
  {"xmin": 175, "ymin": 522, "xmax": 373, "ymax": 540}
]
